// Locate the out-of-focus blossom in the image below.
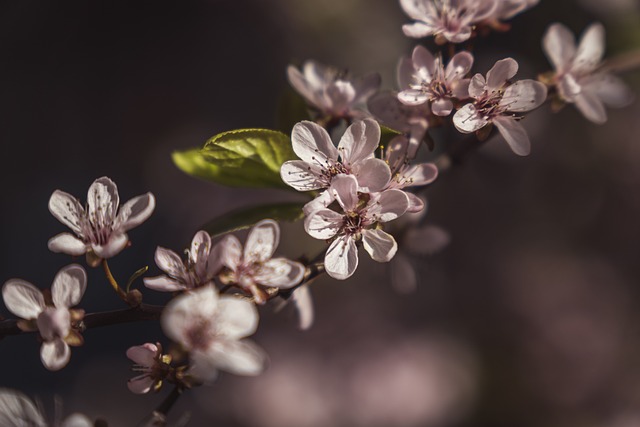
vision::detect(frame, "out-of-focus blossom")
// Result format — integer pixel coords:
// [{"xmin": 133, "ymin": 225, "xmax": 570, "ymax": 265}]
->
[
  {"xmin": 126, "ymin": 343, "xmax": 172, "ymax": 394},
  {"xmin": 144, "ymin": 231, "xmax": 223, "ymax": 292},
  {"xmin": 489, "ymin": 0, "xmax": 539, "ymax": 21},
  {"xmin": 304, "ymin": 174, "xmax": 409, "ymax": 280},
  {"xmin": 2, "ymin": 265, "xmax": 86, "ymax": 371},
  {"xmin": 161, "ymin": 285, "xmax": 266, "ymax": 382},
  {"xmin": 274, "ymin": 284, "xmax": 315, "ymax": 330},
  {"xmin": 48, "ymin": 177, "xmax": 155, "ymax": 264},
  {"xmin": 398, "ymin": 46, "xmax": 473, "ymax": 117},
  {"xmin": 0, "ymin": 388, "xmax": 92, "ymax": 427},
  {"xmin": 453, "ymin": 58, "xmax": 547, "ymax": 155},
  {"xmin": 287, "ymin": 60, "xmax": 380, "ymax": 120},
  {"xmin": 400, "ymin": 0, "xmax": 498, "ymax": 44},
  {"xmin": 218, "ymin": 220, "xmax": 305, "ymax": 304},
  {"xmin": 542, "ymin": 23, "xmax": 634, "ymax": 124}
]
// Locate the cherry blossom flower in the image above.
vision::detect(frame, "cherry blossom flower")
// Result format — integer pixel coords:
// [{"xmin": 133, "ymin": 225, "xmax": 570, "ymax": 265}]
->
[
  {"xmin": 161, "ymin": 285, "xmax": 267, "ymax": 382},
  {"xmin": 2, "ymin": 265, "xmax": 86, "ymax": 370},
  {"xmin": 0, "ymin": 388, "xmax": 92, "ymax": 427},
  {"xmin": 144, "ymin": 230, "xmax": 223, "ymax": 292},
  {"xmin": 287, "ymin": 60, "xmax": 381, "ymax": 120},
  {"xmin": 48, "ymin": 177, "xmax": 155, "ymax": 264},
  {"xmin": 453, "ymin": 58, "xmax": 547, "ymax": 155},
  {"xmin": 218, "ymin": 220, "xmax": 305, "ymax": 304},
  {"xmin": 304, "ymin": 174, "xmax": 410, "ymax": 280},
  {"xmin": 400, "ymin": 0, "xmax": 498, "ymax": 44},
  {"xmin": 542, "ymin": 22, "xmax": 634, "ymax": 124},
  {"xmin": 127, "ymin": 343, "xmax": 171, "ymax": 394},
  {"xmin": 398, "ymin": 45, "xmax": 473, "ymax": 117}
]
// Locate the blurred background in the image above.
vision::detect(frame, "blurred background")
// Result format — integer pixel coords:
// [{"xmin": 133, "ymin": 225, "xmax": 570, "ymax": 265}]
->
[{"xmin": 1, "ymin": 0, "xmax": 640, "ymax": 426}]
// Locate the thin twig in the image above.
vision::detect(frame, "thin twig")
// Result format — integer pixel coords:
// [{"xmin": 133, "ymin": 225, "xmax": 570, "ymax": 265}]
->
[{"xmin": 102, "ymin": 259, "xmax": 128, "ymax": 302}]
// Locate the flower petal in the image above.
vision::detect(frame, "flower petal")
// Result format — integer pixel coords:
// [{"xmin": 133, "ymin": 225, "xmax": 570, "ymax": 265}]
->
[
  {"xmin": 453, "ymin": 103, "xmax": 488, "ymax": 133},
  {"xmin": 206, "ymin": 239, "xmax": 225, "ymax": 279},
  {"xmin": 47, "ymin": 233, "xmax": 87, "ymax": 256},
  {"xmin": 51, "ymin": 264, "xmax": 87, "ymax": 308},
  {"xmin": 48, "ymin": 190, "xmax": 85, "ymax": 236},
  {"xmin": 493, "ymin": 116, "xmax": 531, "ymax": 156},
  {"xmin": 304, "ymin": 209, "xmax": 343, "ymax": 240},
  {"xmin": 287, "ymin": 65, "xmax": 318, "ymax": 107},
  {"xmin": 0, "ymin": 389, "xmax": 47, "ymax": 427},
  {"xmin": 37, "ymin": 307, "xmax": 70, "ymax": 341},
  {"xmin": 499, "ymin": 80, "xmax": 548, "ymax": 112},
  {"xmin": 215, "ymin": 297, "xmax": 259, "ymax": 339},
  {"xmin": 292, "ymin": 285, "xmax": 314, "ymax": 330},
  {"xmin": 468, "ymin": 74, "xmax": 486, "ymax": 98},
  {"xmin": 87, "ymin": 177, "xmax": 119, "ymax": 227},
  {"xmin": 2, "ymin": 280, "xmax": 45, "ymax": 319},
  {"xmin": 398, "ymin": 89, "xmax": 429, "ymax": 106},
  {"xmin": 40, "ymin": 339, "xmax": 71, "ymax": 371},
  {"xmin": 126, "ymin": 343, "xmax": 159, "ymax": 366},
  {"xmin": 254, "ymin": 258, "xmax": 305, "ymax": 289},
  {"xmin": 590, "ymin": 74, "xmax": 634, "ymax": 108},
  {"xmin": 367, "ymin": 189, "xmax": 410, "ymax": 222},
  {"xmin": 143, "ymin": 275, "xmax": 186, "ymax": 292},
  {"xmin": 188, "ymin": 350, "xmax": 220, "ymax": 383},
  {"xmin": 573, "ymin": 23, "xmax": 605, "ymax": 73},
  {"xmin": 280, "ymin": 160, "xmax": 324, "ymax": 191},
  {"xmin": 352, "ymin": 72, "xmax": 382, "ymax": 105},
  {"xmin": 330, "ymin": 174, "xmax": 359, "ymax": 212},
  {"xmin": 362, "ymin": 229, "xmax": 398, "ymax": 262},
  {"xmin": 244, "ymin": 219, "xmax": 279, "ymax": 264},
  {"xmin": 354, "ymin": 158, "xmax": 392, "ymax": 192},
  {"xmin": 190, "ymin": 230, "xmax": 211, "ymax": 279},
  {"xmin": 337, "ymin": 119, "xmax": 380, "ymax": 166},
  {"xmin": 574, "ymin": 90, "xmax": 607, "ymax": 124},
  {"xmin": 127, "ymin": 374, "xmax": 154, "ymax": 395},
  {"xmin": 291, "ymin": 121, "xmax": 338, "ymax": 164},
  {"xmin": 402, "ymin": 163, "xmax": 439, "ymax": 187},
  {"xmin": 161, "ymin": 285, "xmax": 219, "ymax": 345},
  {"xmin": 542, "ymin": 23, "xmax": 576, "ymax": 72},
  {"xmin": 486, "ymin": 58, "xmax": 519, "ymax": 91},
  {"xmin": 402, "ymin": 22, "xmax": 436, "ymax": 39},
  {"xmin": 60, "ymin": 413, "xmax": 93, "ymax": 427},
  {"xmin": 303, "ymin": 190, "xmax": 335, "ymax": 216},
  {"xmin": 154, "ymin": 246, "xmax": 187, "ymax": 281},
  {"xmin": 412, "ymin": 45, "xmax": 436, "ymax": 81},
  {"xmin": 220, "ymin": 235, "xmax": 243, "ymax": 271},
  {"xmin": 203, "ymin": 339, "xmax": 267, "ymax": 376},
  {"xmin": 406, "ymin": 193, "xmax": 425, "ymax": 213},
  {"xmin": 445, "ymin": 51, "xmax": 474, "ymax": 81},
  {"xmin": 116, "ymin": 193, "xmax": 156, "ymax": 232},
  {"xmin": 431, "ymin": 98, "xmax": 454, "ymax": 116},
  {"xmin": 92, "ymin": 232, "xmax": 129, "ymax": 259},
  {"xmin": 324, "ymin": 236, "xmax": 358, "ymax": 280}
]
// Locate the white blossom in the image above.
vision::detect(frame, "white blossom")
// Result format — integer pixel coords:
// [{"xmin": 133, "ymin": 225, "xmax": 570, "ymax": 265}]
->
[
  {"xmin": 542, "ymin": 22, "xmax": 634, "ymax": 124},
  {"xmin": 453, "ymin": 58, "xmax": 547, "ymax": 155},
  {"xmin": 48, "ymin": 177, "xmax": 155, "ymax": 262},
  {"xmin": 2, "ymin": 265, "xmax": 86, "ymax": 371},
  {"xmin": 0, "ymin": 388, "xmax": 92, "ymax": 427}
]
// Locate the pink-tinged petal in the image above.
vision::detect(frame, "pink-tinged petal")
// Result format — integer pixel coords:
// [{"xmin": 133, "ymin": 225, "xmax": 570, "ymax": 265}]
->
[
  {"xmin": 398, "ymin": 89, "xmax": 429, "ymax": 106},
  {"xmin": 330, "ymin": 174, "xmax": 359, "ymax": 212},
  {"xmin": 60, "ymin": 413, "xmax": 93, "ymax": 427},
  {"xmin": 87, "ymin": 177, "xmax": 119, "ymax": 226},
  {"xmin": 486, "ymin": 58, "xmax": 519, "ymax": 91},
  {"xmin": 205, "ymin": 339, "xmax": 267, "ymax": 376},
  {"xmin": 362, "ymin": 229, "xmax": 398, "ymax": 262},
  {"xmin": 403, "ymin": 163, "xmax": 439, "ymax": 187},
  {"xmin": 445, "ymin": 51, "xmax": 474, "ymax": 81},
  {"xmin": 402, "ymin": 22, "xmax": 436, "ymax": 39},
  {"xmin": 590, "ymin": 74, "xmax": 634, "ymax": 108},
  {"xmin": 444, "ymin": 26, "xmax": 473, "ymax": 44},
  {"xmin": 431, "ymin": 98, "xmax": 454, "ymax": 116},
  {"xmin": 40, "ymin": 339, "xmax": 71, "ymax": 371},
  {"xmin": 397, "ymin": 55, "xmax": 414, "ymax": 89},
  {"xmin": 468, "ymin": 74, "xmax": 486, "ymax": 98},
  {"xmin": 574, "ymin": 90, "xmax": 607, "ymax": 124},
  {"xmin": 154, "ymin": 246, "xmax": 187, "ymax": 281},
  {"xmin": 452, "ymin": 78, "xmax": 471, "ymax": 99},
  {"xmin": 48, "ymin": 190, "xmax": 85, "ymax": 235},
  {"xmin": 338, "ymin": 119, "xmax": 380, "ymax": 166},
  {"xmin": 215, "ymin": 296, "xmax": 259, "ymax": 339},
  {"xmin": 280, "ymin": 160, "xmax": 324, "ymax": 191},
  {"xmin": 391, "ymin": 253, "xmax": 417, "ymax": 294},
  {"xmin": 92, "ymin": 232, "xmax": 128, "ymax": 259},
  {"xmin": 493, "ymin": 116, "xmax": 531, "ymax": 156},
  {"xmin": 385, "ymin": 135, "xmax": 410, "ymax": 171},
  {"xmin": 161, "ymin": 285, "xmax": 219, "ymax": 345},
  {"xmin": 0, "ymin": 389, "xmax": 47, "ymax": 427},
  {"xmin": 324, "ymin": 80, "xmax": 356, "ymax": 114},
  {"xmin": 126, "ymin": 343, "xmax": 159, "ymax": 366},
  {"xmin": 37, "ymin": 307, "xmax": 70, "ymax": 341},
  {"xmin": 51, "ymin": 264, "xmax": 87, "ymax": 308},
  {"xmin": 573, "ymin": 23, "xmax": 605, "ymax": 73},
  {"xmin": 206, "ymin": 239, "xmax": 225, "ymax": 279},
  {"xmin": 127, "ymin": 374, "xmax": 154, "ymax": 394},
  {"xmin": 292, "ymin": 285, "xmax": 314, "ymax": 330},
  {"xmin": 324, "ymin": 236, "xmax": 358, "ymax": 280},
  {"xmin": 475, "ymin": 0, "xmax": 500, "ymax": 20},
  {"xmin": 303, "ymin": 190, "xmax": 334, "ymax": 216},
  {"xmin": 542, "ymin": 23, "xmax": 576, "ymax": 72},
  {"xmin": 412, "ymin": 45, "xmax": 436, "ymax": 80},
  {"xmin": 291, "ymin": 121, "xmax": 338, "ymax": 164},
  {"xmin": 367, "ymin": 189, "xmax": 410, "ymax": 222},
  {"xmin": 499, "ymin": 80, "xmax": 548, "ymax": 112},
  {"xmin": 244, "ymin": 219, "xmax": 280, "ymax": 264},
  {"xmin": 352, "ymin": 72, "xmax": 382, "ymax": 105},
  {"xmin": 143, "ymin": 275, "xmax": 187, "ymax": 292},
  {"xmin": 557, "ymin": 73, "xmax": 582, "ymax": 102},
  {"xmin": 2, "ymin": 280, "xmax": 45, "ymax": 319},
  {"xmin": 354, "ymin": 158, "xmax": 392, "ymax": 192},
  {"xmin": 406, "ymin": 193, "xmax": 425, "ymax": 213},
  {"xmin": 254, "ymin": 258, "xmax": 305, "ymax": 289},
  {"xmin": 47, "ymin": 233, "xmax": 87, "ymax": 256},
  {"xmin": 453, "ymin": 103, "xmax": 489, "ymax": 133},
  {"xmin": 404, "ymin": 225, "xmax": 451, "ymax": 256},
  {"xmin": 219, "ymin": 235, "xmax": 242, "ymax": 271},
  {"xmin": 116, "ymin": 193, "xmax": 155, "ymax": 232},
  {"xmin": 303, "ymin": 60, "xmax": 336, "ymax": 90},
  {"xmin": 287, "ymin": 65, "xmax": 317, "ymax": 106},
  {"xmin": 304, "ymin": 208, "xmax": 343, "ymax": 240},
  {"xmin": 189, "ymin": 350, "xmax": 220, "ymax": 383},
  {"xmin": 190, "ymin": 230, "xmax": 211, "ymax": 279},
  {"xmin": 400, "ymin": 0, "xmax": 427, "ymax": 20}
]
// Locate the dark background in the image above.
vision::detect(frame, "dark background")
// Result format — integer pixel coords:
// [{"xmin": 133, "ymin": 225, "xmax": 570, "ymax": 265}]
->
[{"xmin": 1, "ymin": 1, "xmax": 640, "ymax": 426}]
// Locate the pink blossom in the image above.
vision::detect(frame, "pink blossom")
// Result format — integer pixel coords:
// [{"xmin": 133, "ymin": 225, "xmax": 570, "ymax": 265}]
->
[{"xmin": 126, "ymin": 343, "xmax": 170, "ymax": 394}]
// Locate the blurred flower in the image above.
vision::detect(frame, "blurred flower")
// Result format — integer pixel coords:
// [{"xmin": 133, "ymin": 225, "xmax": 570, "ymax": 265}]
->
[
  {"xmin": 0, "ymin": 388, "xmax": 92, "ymax": 427},
  {"xmin": 453, "ymin": 58, "xmax": 547, "ymax": 155},
  {"xmin": 144, "ymin": 230, "xmax": 223, "ymax": 292},
  {"xmin": 161, "ymin": 285, "xmax": 267, "ymax": 382},
  {"xmin": 274, "ymin": 284, "xmax": 314, "ymax": 330},
  {"xmin": 2, "ymin": 265, "xmax": 86, "ymax": 371},
  {"xmin": 489, "ymin": 0, "xmax": 539, "ymax": 21},
  {"xmin": 287, "ymin": 59, "xmax": 380, "ymax": 120},
  {"xmin": 542, "ymin": 23, "xmax": 634, "ymax": 124},
  {"xmin": 48, "ymin": 176, "xmax": 155, "ymax": 264},
  {"xmin": 126, "ymin": 343, "xmax": 172, "ymax": 394}
]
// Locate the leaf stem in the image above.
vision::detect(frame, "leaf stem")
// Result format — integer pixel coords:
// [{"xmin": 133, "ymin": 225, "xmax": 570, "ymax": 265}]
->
[{"xmin": 102, "ymin": 259, "xmax": 128, "ymax": 302}]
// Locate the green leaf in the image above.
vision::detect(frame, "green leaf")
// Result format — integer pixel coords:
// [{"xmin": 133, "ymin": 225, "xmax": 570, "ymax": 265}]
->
[
  {"xmin": 203, "ymin": 202, "xmax": 306, "ymax": 237},
  {"xmin": 379, "ymin": 124, "xmax": 402, "ymax": 147}
]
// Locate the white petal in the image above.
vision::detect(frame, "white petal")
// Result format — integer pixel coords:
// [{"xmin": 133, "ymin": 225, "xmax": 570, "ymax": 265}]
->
[
  {"xmin": 51, "ymin": 264, "xmax": 87, "ymax": 308},
  {"xmin": 402, "ymin": 22, "xmax": 436, "ymax": 39},
  {"xmin": 219, "ymin": 235, "xmax": 242, "ymax": 271},
  {"xmin": 254, "ymin": 258, "xmax": 305, "ymax": 289},
  {"xmin": 324, "ymin": 236, "xmax": 358, "ymax": 280},
  {"xmin": 499, "ymin": 80, "xmax": 548, "ymax": 112},
  {"xmin": 92, "ymin": 232, "xmax": 129, "ymax": 259},
  {"xmin": 47, "ymin": 233, "xmax": 87, "ymax": 256},
  {"xmin": 400, "ymin": 0, "xmax": 427, "ymax": 20},
  {"xmin": 398, "ymin": 89, "xmax": 429, "ymax": 106},
  {"xmin": 60, "ymin": 413, "xmax": 93, "ymax": 427},
  {"xmin": 330, "ymin": 174, "xmax": 359, "ymax": 212},
  {"xmin": 303, "ymin": 190, "xmax": 334, "ymax": 216},
  {"xmin": 367, "ymin": 189, "xmax": 410, "ymax": 222},
  {"xmin": 573, "ymin": 22, "xmax": 605, "ymax": 73},
  {"xmin": 87, "ymin": 177, "xmax": 119, "ymax": 227},
  {"xmin": 188, "ymin": 350, "xmax": 220, "ymax": 383},
  {"xmin": 453, "ymin": 103, "xmax": 488, "ymax": 133},
  {"xmin": 287, "ymin": 65, "xmax": 318, "ymax": 107},
  {"xmin": 493, "ymin": 117, "xmax": 531, "ymax": 156},
  {"xmin": 486, "ymin": 58, "xmax": 519, "ymax": 90},
  {"xmin": 292, "ymin": 285, "xmax": 314, "ymax": 330},
  {"xmin": 126, "ymin": 343, "xmax": 159, "ymax": 366},
  {"xmin": 190, "ymin": 230, "xmax": 211, "ymax": 279},
  {"xmin": 337, "ymin": 119, "xmax": 380, "ymax": 166},
  {"xmin": 324, "ymin": 80, "xmax": 357, "ymax": 114},
  {"xmin": 244, "ymin": 219, "xmax": 279, "ymax": 264},
  {"xmin": 590, "ymin": 74, "xmax": 634, "ymax": 108},
  {"xmin": 206, "ymin": 239, "xmax": 225, "ymax": 279},
  {"xmin": 362, "ymin": 229, "xmax": 398, "ymax": 262},
  {"xmin": 406, "ymin": 193, "xmax": 426, "ymax": 213},
  {"xmin": 37, "ymin": 307, "xmax": 70, "ymax": 342},
  {"xmin": 291, "ymin": 121, "xmax": 338, "ymax": 164},
  {"xmin": 446, "ymin": 51, "xmax": 474, "ymax": 81},
  {"xmin": 116, "ymin": 193, "xmax": 155, "ymax": 232},
  {"xmin": 143, "ymin": 275, "xmax": 186, "ymax": 292},
  {"xmin": 402, "ymin": 163, "xmax": 439, "ymax": 187},
  {"xmin": 48, "ymin": 190, "xmax": 85, "ymax": 235},
  {"xmin": 0, "ymin": 389, "xmax": 46, "ymax": 427},
  {"xmin": 153, "ymin": 246, "xmax": 186, "ymax": 281},
  {"xmin": 127, "ymin": 374, "xmax": 154, "ymax": 395},
  {"xmin": 304, "ymin": 209, "xmax": 343, "ymax": 240},
  {"xmin": 468, "ymin": 74, "xmax": 486, "ymax": 98},
  {"xmin": 542, "ymin": 23, "xmax": 576, "ymax": 72},
  {"xmin": 215, "ymin": 297, "xmax": 259, "ymax": 339},
  {"xmin": 2, "ymin": 280, "xmax": 44, "ymax": 319},
  {"xmin": 412, "ymin": 45, "xmax": 436, "ymax": 80},
  {"xmin": 280, "ymin": 160, "xmax": 324, "ymax": 191},
  {"xmin": 354, "ymin": 158, "xmax": 392, "ymax": 192},
  {"xmin": 161, "ymin": 285, "xmax": 219, "ymax": 345},
  {"xmin": 431, "ymin": 98, "xmax": 454, "ymax": 116},
  {"xmin": 40, "ymin": 339, "xmax": 71, "ymax": 371},
  {"xmin": 203, "ymin": 339, "xmax": 267, "ymax": 376},
  {"xmin": 574, "ymin": 90, "xmax": 607, "ymax": 124}
]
